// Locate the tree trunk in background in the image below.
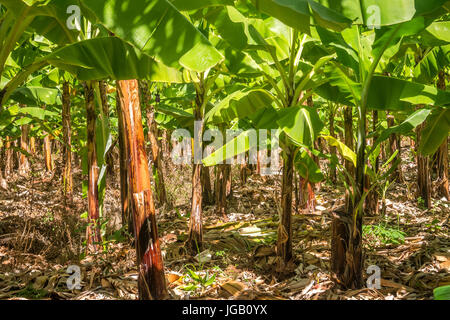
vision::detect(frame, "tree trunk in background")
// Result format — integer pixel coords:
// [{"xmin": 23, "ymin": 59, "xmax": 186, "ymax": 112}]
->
[
  {"xmin": 436, "ymin": 71, "xmax": 449, "ymax": 200},
  {"xmin": 188, "ymin": 93, "xmax": 204, "ymax": 252},
  {"xmin": 117, "ymin": 79, "xmax": 168, "ymax": 300},
  {"xmin": 365, "ymin": 110, "xmax": 379, "ymax": 215},
  {"xmin": 0, "ymin": 140, "xmax": 7, "ymax": 189},
  {"xmin": 331, "ymin": 105, "xmax": 363, "ymax": 289},
  {"xmin": 84, "ymin": 82, "xmax": 102, "ymax": 252},
  {"xmin": 329, "ymin": 107, "xmax": 337, "ymax": 183},
  {"xmin": 62, "ymin": 82, "xmax": 73, "ymax": 202},
  {"xmin": 202, "ymin": 166, "xmax": 213, "ymax": 205},
  {"xmin": 436, "ymin": 138, "xmax": 449, "ymax": 200},
  {"xmin": 226, "ymin": 164, "xmax": 232, "ymax": 198},
  {"xmin": 43, "ymin": 134, "xmax": 53, "ymax": 172},
  {"xmin": 139, "ymin": 80, "xmax": 168, "ymax": 207},
  {"xmin": 215, "ymin": 164, "xmax": 228, "ymax": 220},
  {"xmin": 116, "ymin": 86, "xmax": 132, "ymax": 234},
  {"xmin": 277, "ymin": 146, "xmax": 294, "ymax": 268},
  {"xmin": 416, "ymin": 113, "xmax": 432, "ymax": 209},
  {"xmin": 99, "ymin": 80, "xmax": 115, "ymax": 177},
  {"xmin": 4, "ymin": 137, "xmax": 12, "ymax": 176},
  {"xmin": 387, "ymin": 114, "xmax": 404, "ymax": 183},
  {"xmin": 29, "ymin": 125, "xmax": 35, "ymax": 155},
  {"xmin": 343, "ymin": 105, "xmax": 354, "ymax": 209},
  {"xmin": 18, "ymin": 124, "xmax": 30, "ymax": 175}
]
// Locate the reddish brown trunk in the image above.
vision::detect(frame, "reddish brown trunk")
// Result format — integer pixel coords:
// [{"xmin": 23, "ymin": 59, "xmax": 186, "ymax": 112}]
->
[
  {"xmin": 116, "ymin": 86, "xmax": 132, "ymax": 233},
  {"xmin": 202, "ymin": 166, "xmax": 213, "ymax": 205},
  {"xmin": 139, "ymin": 81, "xmax": 168, "ymax": 207},
  {"xmin": 117, "ymin": 80, "xmax": 168, "ymax": 300},
  {"xmin": 215, "ymin": 164, "xmax": 228, "ymax": 220},
  {"xmin": 277, "ymin": 147, "xmax": 294, "ymax": 266},
  {"xmin": 29, "ymin": 125, "xmax": 36, "ymax": 155},
  {"xmin": 18, "ymin": 124, "xmax": 30, "ymax": 175},
  {"xmin": 62, "ymin": 82, "xmax": 73, "ymax": 201},
  {"xmin": 416, "ymin": 115, "xmax": 432, "ymax": 209},
  {"xmin": 4, "ymin": 137, "xmax": 12, "ymax": 176},
  {"xmin": 298, "ymin": 177, "xmax": 315, "ymax": 213},
  {"xmin": 84, "ymin": 82, "xmax": 102, "ymax": 252}
]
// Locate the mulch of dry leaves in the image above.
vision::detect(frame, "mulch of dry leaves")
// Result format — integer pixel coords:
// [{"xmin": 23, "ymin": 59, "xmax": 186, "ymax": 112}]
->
[{"xmin": 0, "ymin": 150, "xmax": 448, "ymax": 300}]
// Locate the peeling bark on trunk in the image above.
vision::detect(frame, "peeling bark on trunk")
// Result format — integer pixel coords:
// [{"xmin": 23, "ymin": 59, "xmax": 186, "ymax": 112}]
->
[
  {"xmin": 116, "ymin": 86, "xmax": 132, "ymax": 234},
  {"xmin": 277, "ymin": 147, "xmax": 294, "ymax": 266},
  {"xmin": 62, "ymin": 82, "xmax": 73, "ymax": 201},
  {"xmin": 117, "ymin": 80, "xmax": 168, "ymax": 300},
  {"xmin": 84, "ymin": 82, "xmax": 102, "ymax": 252},
  {"xmin": 202, "ymin": 166, "xmax": 213, "ymax": 205},
  {"xmin": 416, "ymin": 113, "xmax": 432, "ymax": 209},
  {"xmin": 18, "ymin": 124, "xmax": 30, "ymax": 175},
  {"xmin": 139, "ymin": 80, "xmax": 168, "ymax": 207}
]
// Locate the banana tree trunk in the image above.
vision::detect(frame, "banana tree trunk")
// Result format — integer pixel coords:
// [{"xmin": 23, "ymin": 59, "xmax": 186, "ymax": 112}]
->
[
  {"xmin": 84, "ymin": 82, "xmax": 102, "ymax": 252},
  {"xmin": 387, "ymin": 114, "xmax": 404, "ymax": 183},
  {"xmin": 365, "ymin": 110, "xmax": 379, "ymax": 215},
  {"xmin": 18, "ymin": 124, "xmax": 30, "ymax": 175},
  {"xmin": 62, "ymin": 82, "xmax": 73, "ymax": 201},
  {"xmin": 139, "ymin": 80, "xmax": 168, "ymax": 207},
  {"xmin": 436, "ymin": 138, "xmax": 449, "ymax": 200},
  {"xmin": 43, "ymin": 134, "xmax": 53, "ymax": 171},
  {"xmin": 329, "ymin": 108, "xmax": 337, "ymax": 183},
  {"xmin": 202, "ymin": 166, "xmax": 213, "ymax": 205},
  {"xmin": 416, "ymin": 112, "xmax": 431, "ymax": 209},
  {"xmin": 115, "ymin": 87, "xmax": 132, "ymax": 234},
  {"xmin": 29, "ymin": 125, "xmax": 35, "ymax": 155},
  {"xmin": 4, "ymin": 137, "xmax": 12, "ymax": 176},
  {"xmin": 215, "ymin": 163, "xmax": 228, "ymax": 220},
  {"xmin": 99, "ymin": 80, "xmax": 115, "ymax": 176},
  {"xmin": 435, "ymin": 71, "xmax": 449, "ymax": 200},
  {"xmin": 277, "ymin": 146, "xmax": 294, "ymax": 266},
  {"xmin": 188, "ymin": 98, "xmax": 204, "ymax": 251},
  {"xmin": 331, "ymin": 104, "xmax": 363, "ymax": 289},
  {"xmin": 117, "ymin": 80, "xmax": 168, "ymax": 300}
]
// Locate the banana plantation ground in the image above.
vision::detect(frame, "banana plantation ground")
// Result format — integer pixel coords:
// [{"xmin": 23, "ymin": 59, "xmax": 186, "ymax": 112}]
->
[{"xmin": 0, "ymin": 145, "xmax": 448, "ymax": 300}]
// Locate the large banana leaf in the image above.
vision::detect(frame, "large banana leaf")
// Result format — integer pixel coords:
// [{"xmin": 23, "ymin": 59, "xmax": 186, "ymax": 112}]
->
[
  {"xmin": 419, "ymin": 108, "xmax": 450, "ymax": 156},
  {"xmin": 79, "ymin": 0, "xmax": 224, "ymax": 72},
  {"xmin": 276, "ymin": 105, "xmax": 324, "ymax": 147},
  {"xmin": 10, "ymin": 86, "xmax": 60, "ymax": 106},
  {"xmin": 371, "ymin": 109, "xmax": 432, "ymax": 152},
  {"xmin": 45, "ymin": 37, "xmax": 186, "ymax": 82},
  {"xmin": 294, "ymin": 149, "xmax": 324, "ymax": 183},
  {"xmin": 325, "ymin": 0, "xmax": 448, "ymax": 26},
  {"xmin": 205, "ymin": 89, "xmax": 274, "ymax": 124}
]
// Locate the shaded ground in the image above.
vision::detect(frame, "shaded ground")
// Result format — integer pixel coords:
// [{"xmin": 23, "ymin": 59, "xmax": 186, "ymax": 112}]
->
[{"xmin": 0, "ymin": 147, "xmax": 449, "ymax": 300}]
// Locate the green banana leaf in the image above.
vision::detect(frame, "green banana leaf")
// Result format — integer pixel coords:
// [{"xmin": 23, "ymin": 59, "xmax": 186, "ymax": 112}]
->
[{"xmin": 79, "ymin": 0, "xmax": 224, "ymax": 72}]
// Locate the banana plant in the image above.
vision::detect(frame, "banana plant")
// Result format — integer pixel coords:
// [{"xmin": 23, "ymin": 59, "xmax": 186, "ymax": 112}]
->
[{"xmin": 309, "ymin": 1, "xmax": 449, "ymax": 288}]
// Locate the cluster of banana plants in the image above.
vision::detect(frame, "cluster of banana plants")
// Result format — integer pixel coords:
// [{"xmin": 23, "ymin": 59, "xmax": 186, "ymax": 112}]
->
[{"xmin": 0, "ymin": 0, "xmax": 448, "ymax": 299}]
